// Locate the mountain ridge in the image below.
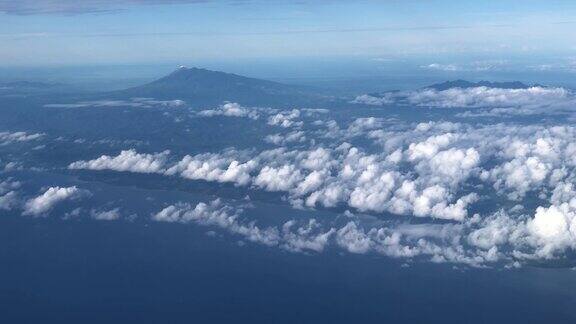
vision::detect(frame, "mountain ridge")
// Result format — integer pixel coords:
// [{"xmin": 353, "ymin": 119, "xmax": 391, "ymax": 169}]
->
[{"xmin": 116, "ymin": 66, "xmax": 330, "ymax": 107}]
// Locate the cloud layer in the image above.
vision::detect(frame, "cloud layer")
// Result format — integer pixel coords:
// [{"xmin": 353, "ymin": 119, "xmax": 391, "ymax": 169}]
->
[
  {"xmin": 0, "ymin": 131, "xmax": 44, "ymax": 145},
  {"xmin": 64, "ymin": 102, "xmax": 576, "ymax": 264},
  {"xmin": 353, "ymin": 86, "xmax": 573, "ymax": 111},
  {"xmin": 7, "ymin": 79, "xmax": 576, "ymax": 267}
]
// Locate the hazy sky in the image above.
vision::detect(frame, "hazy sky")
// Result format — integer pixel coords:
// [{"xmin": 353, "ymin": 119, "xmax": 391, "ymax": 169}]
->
[{"xmin": 1, "ymin": 0, "xmax": 576, "ymax": 66}]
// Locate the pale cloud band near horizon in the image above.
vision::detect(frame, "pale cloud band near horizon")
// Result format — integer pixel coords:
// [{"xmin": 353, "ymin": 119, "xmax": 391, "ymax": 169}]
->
[{"xmin": 0, "ymin": 0, "xmax": 218, "ymax": 15}]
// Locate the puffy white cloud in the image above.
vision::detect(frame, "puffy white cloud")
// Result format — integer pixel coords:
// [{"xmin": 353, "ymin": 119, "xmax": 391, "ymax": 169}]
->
[
  {"xmin": 0, "ymin": 191, "xmax": 18, "ymax": 210},
  {"xmin": 336, "ymin": 222, "xmax": 374, "ymax": 253},
  {"xmin": 416, "ymin": 147, "xmax": 480, "ymax": 187},
  {"xmin": 268, "ymin": 109, "xmax": 303, "ymax": 128},
  {"xmin": 152, "ymin": 199, "xmax": 334, "ymax": 252},
  {"xmin": 351, "ymin": 94, "xmax": 394, "ymax": 106},
  {"xmin": 0, "ymin": 178, "xmax": 20, "ymax": 195},
  {"xmin": 90, "ymin": 208, "xmax": 121, "ymax": 221},
  {"xmin": 281, "ymin": 219, "xmax": 335, "ymax": 253},
  {"xmin": 69, "ymin": 149, "xmax": 169, "ymax": 173},
  {"xmin": 299, "ymin": 147, "xmax": 333, "ymax": 170},
  {"xmin": 265, "ymin": 131, "xmax": 306, "ymax": 145},
  {"xmin": 353, "ymin": 86, "xmax": 573, "ymax": 110},
  {"xmin": 406, "ymin": 133, "xmax": 456, "ymax": 161},
  {"xmin": 23, "ymin": 186, "xmax": 87, "ymax": 216},
  {"xmin": 0, "ymin": 179, "xmax": 21, "ymax": 210},
  {"xmin": 345, "ymin": 117, "xmax": 388, "ymax": 137},
  {"xmin": 198, "ymin": 102, "xmax": 259, "ymax": 119},
  {"xmin": 522, "ymin": 205, "xmax": 576, "ymax": 258},
  {"xmin": 477, "ymin": 127, "xmax": 576, "ymax": 200},
  {"xmin": 467, "ymin": 211, "xmax": 517, "ymax": 250},
  {"xmin": 166, "ymin": 151, "xmax": 257, "ymax": 186},
  {"xmin": 408, "ymin": 86, "xmax": 570, "ymax": 109},
  {"xmin": 70, "ymin": 135, "xmax": 482, "ymax": 221},
  {"xmin": 529, "ymin": 206, "xmax": 569, "ymax": 241},
  {"xmin": 254, "ymin": 165, "xmax": 304, "ymax": 191},
  {"xmin": 333, "ymin": 220, "xmax": 492, "ymax": 264}
]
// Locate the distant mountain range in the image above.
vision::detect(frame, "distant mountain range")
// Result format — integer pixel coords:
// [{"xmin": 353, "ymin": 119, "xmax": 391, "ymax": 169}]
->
[
  {"xmin": 4, "ymin": 68, "xmax": 549, "ymax": 108},
  {"xmin": 116, "ymin": 66, "xmax": 330, "ymax": 107}
]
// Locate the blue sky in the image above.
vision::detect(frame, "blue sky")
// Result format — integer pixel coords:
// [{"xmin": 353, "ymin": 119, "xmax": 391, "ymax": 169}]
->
[{"xmin": 1, "ymin": 0, "xmax": 576, "ymax": 67}]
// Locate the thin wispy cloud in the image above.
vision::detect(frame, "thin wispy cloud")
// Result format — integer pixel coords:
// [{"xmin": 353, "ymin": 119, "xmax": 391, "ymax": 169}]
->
[
  {"xmin": 0, "ymin": 0, "xmax": 215, "ymax": 15},
  {"xmin": 2, "ymin": 1, "xmax": 576, "ymax": 66},
  {"xmin": 1, "ymin": 22, "xmax": 572, "ymax": 39}
]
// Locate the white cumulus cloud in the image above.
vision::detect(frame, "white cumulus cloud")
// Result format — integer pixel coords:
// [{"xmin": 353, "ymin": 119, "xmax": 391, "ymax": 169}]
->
[{"xmin": 23, "ymin": 186, "xmax": 88, "ymax": 216}]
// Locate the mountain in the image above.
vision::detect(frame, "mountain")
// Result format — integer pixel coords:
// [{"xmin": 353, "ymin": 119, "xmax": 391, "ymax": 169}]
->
[
  {"xmin": 116, "ymin": 67, "xmax": 329, "ymax": 107},
  {"xmin": 426, "ymin": 80, "xmax": 539, "ymax": 91}
]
